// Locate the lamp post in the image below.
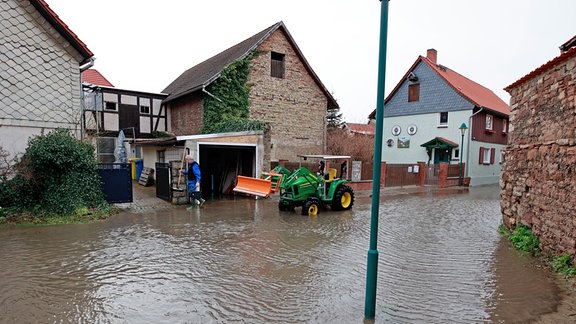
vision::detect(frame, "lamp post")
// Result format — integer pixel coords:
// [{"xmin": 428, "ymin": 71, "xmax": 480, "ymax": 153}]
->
[
  {"xmin": 458, "ymin": 122, "xmax": 468, "ymax": 186},
  {"xmin": 364, "ymin": 0, "xmax": 389, "ymax": 320}
]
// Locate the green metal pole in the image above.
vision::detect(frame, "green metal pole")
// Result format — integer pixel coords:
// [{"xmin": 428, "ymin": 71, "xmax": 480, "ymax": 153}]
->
[
  {"xmin": 459, "ymin": 133, "xmax": 464, "ymax": 186},
  {"xmin": 365, "ymin": 0, "xmax": 389, "ymax": 319}
]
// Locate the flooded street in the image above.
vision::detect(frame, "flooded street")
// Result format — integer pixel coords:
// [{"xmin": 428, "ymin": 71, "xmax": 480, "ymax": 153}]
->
[{"xmin": 0, "ymin": 185, "xmax": 568, "ymax": 323}]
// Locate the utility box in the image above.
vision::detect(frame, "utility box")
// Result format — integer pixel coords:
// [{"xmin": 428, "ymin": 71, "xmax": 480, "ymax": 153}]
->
[{"xmin": 352, "ymin": 161, "xmax": 362, "ymax": 181}]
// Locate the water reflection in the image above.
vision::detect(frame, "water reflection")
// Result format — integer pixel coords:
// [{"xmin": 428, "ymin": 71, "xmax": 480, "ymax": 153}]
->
[{"xmin": 0, "ymin": 185, "xmax": 561, "ymax": 323}]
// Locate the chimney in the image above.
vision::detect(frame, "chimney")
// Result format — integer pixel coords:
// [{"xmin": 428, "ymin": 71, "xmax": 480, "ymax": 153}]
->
[{"xmin": 427, "ymin": 48, "xmax": 437, "ymax": 64}]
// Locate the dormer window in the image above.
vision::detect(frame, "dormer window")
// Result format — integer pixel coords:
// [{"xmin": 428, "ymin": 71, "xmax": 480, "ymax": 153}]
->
[{"xmin": 271, "ymin": 51, "xmax": 285, "ymax": 78}]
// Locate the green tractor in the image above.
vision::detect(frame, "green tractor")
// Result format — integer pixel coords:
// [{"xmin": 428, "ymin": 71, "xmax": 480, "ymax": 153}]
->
[{"xmin": 277, "ymin": 155, "xmax": 355, "ymax": 215}]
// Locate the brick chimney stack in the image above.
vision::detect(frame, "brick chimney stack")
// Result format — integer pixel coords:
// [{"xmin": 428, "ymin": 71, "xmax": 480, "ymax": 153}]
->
[{"xmin": 427, "ymin": 48, "xmax": 437, "ymax": 64}]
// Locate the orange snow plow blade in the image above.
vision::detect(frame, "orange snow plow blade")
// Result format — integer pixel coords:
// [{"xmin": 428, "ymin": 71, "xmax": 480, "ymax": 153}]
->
[
  {"xmin": 260, "ymin": 171, "xmax": 284, "ymax": 194},
  {"xmin": 233, "ymin": 175, "xmax": 272, "ymax": 198}
]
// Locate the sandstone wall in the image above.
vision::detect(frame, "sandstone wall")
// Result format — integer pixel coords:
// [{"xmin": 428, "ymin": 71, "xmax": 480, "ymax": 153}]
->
[
  {"xmin": 501, "ymin": 53, "xmax": 576, "ymax": 256},
  {"xmin": 249, "ymin": 29, "xmax": 327, "ymax": 161}
]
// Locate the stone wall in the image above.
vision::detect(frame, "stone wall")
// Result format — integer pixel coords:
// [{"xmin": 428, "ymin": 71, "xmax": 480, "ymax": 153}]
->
[
  {"xmin": 249, "ymin": 29, "xmax": 327, "ymax": 161},
  {"xmin": 501, "ymin": 53, "xmax": 576, "ymax": 256}
]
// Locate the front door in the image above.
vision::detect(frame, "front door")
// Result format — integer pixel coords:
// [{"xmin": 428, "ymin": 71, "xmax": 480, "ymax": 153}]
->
[{"xmin": 434, "ymin": 148, "xmax": 452, "ymax": 164}]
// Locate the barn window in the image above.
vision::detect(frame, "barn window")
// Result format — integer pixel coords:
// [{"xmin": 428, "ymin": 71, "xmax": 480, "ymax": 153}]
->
[{"xmin": 271, "ymin": 51, "xmax": 285, "ymax": 78}]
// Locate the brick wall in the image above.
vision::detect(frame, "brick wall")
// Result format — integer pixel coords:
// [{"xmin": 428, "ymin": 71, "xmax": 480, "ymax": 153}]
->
[
  {"xmin": 501, "ymin": 54, "xmax": 576, "ymax": 256},
  {"xmin": 168, "ymin": 93, "xmax": 204, "ymax": 135},
  {"xmin": 249, "ymin": 29, "xmax": 327, "ymax": 161}
]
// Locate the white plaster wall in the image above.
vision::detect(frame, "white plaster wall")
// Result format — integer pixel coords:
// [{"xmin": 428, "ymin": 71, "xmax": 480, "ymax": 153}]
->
[
  {"xmin": 121, "ymin": 94, "xmax": 137, "ymax": 105},
  {"xmin": 380, "ymin": 110, "xmax": 471, "ymax": 164}
]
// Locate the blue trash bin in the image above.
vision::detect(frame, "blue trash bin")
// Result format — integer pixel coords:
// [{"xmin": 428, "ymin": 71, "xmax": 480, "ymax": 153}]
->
[{"xmin": 135, "ymin": 159, "xmax": 144, "ymax": 180}]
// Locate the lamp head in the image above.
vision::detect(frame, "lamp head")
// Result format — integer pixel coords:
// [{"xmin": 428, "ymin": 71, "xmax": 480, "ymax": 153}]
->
[{"xmin": 459, "ymin": 122, "xmax": 468, "ymax": 135}]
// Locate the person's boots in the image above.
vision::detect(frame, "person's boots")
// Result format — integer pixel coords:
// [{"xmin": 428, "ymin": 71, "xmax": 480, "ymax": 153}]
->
[{"xmin": 199, "ymin": 198, "xmax": 205, "ymax": 207}]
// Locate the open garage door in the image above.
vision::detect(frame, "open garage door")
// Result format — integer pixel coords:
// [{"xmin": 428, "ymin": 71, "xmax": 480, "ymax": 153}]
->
[{"xmin": 199, "ymin": 144, "xmax": 256, "ymax": 196}]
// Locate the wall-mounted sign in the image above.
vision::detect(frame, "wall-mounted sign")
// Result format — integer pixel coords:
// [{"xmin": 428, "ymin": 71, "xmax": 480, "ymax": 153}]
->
[
  {"xmin": 397, "ymin": 136, "xmax": 410, "ymax": 148},
  {"xmin": 391, "ymin": 125, "xmax": 401, "ymax": 136},
  {"xmin": 407, "ymin": 124, "xmax": 418, "ymax": 135}
]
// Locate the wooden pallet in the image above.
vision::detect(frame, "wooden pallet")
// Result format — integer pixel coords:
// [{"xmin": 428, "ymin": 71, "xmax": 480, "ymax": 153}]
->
[{"xmin": 139, "ymin": 167, "xmax": 155, "ymax": 186}]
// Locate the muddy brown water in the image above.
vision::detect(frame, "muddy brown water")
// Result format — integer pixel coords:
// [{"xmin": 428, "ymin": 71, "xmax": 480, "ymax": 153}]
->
[{"xmin": 0, "ymin": 185, "xmax": 566, "ymax": 323}]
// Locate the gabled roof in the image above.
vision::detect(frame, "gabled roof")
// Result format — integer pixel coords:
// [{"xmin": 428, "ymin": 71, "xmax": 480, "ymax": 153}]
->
[
  {"xmin": 420, "ymin": 137, "xmax": 459, "ymax": 149},
  {"xmin": 30, "ymin": 0, "xmax": 94, "ymax": 64},
  {"xmin": 419, "ymin": 57, "xmax": 509, "ymax": 115},
  {"xmin": 506, "ymin": 36, "xmax": 576, "ymax": 91},
  {"xmin": 368, "ymin": 49, "xmax": 509, "ymax": 119},
  {"xmin": 162, "ymin": 21, "xmax": 338, "ymax": 109},
  {"xmin": 82, "ymin": 69, "xmax": 114, "ymax": 87}
]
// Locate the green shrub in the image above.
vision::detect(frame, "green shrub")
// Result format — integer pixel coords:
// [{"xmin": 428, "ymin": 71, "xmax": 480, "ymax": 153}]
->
[
  {"xmin": 552, "ymin": 254, "xmax": 576, "ymax": 277},
  {"xmin": 0, "ymin": 129, "xmax": 107, "ymax": 218},
  {"xmin": 499, "ymin": 224, "xmax": 540, "ymax": 255}
]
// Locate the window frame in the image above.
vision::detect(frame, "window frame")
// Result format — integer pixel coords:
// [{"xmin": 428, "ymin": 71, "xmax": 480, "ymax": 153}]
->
[
  {"xmin": 104, "ymin": 101, "xmax": 117, "ymax": 111},
  {"xmin": 438, "ymin": 112, "xmax": 448, "ymax": 128},
  {"xmin": 485, "ymin": 114, "xmax": 494, "ymax": 131},
  {"xmin": 270, "ymin": 51, "xmax": 285, "ymax": 78},
  {"xmin": 140, "ymin": 105, "xmax": 150, "ymax": 114},
  {"xmin": 408, "ymin": 83, "xmax": 420, "ymax": 102},
  {"xmin": 502, "ymin": 119, "xmax": 508, "ymax": 134},
  {"xmin": 479, "ymin": 147, "xmax": 496, "ymax": 165}
]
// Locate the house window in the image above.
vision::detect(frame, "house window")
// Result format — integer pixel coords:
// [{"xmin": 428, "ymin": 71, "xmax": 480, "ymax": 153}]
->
[
  {"xmin": 485, "ymin": 114, "xmax": 493, "ymax": 131},
  {"xmin": 479, "ymin": 147, "xmax": 496, "ymax": 165},
  {"xmin": 96, "ymin": 137, "xmax": 116, "ymax": 162},
  {"xmin": 140, "ymin": 105, "xmax": 150, "ymax": 114},
  {"xmin": 502, "ymin": 119, "xmax": 508, "ymax": 133},
  {"xmin": 157, "ymin": 150, "xmax": 165, "ymax": 163},
  {"xmin": 105, "ymin": 102, "xmax": 117, "ymax": 111},
  {"xmin": 408, "ymin": 84, "xmax": 420, "ymax": 102},
  {"xmin": 453, "ymin": 148, "xmax": 460, "ymax": 160},
  {"xmin": 271, "ymin": 51, "xmax": 285, "ymax": 78},
  {"xmin": 439, "ymin": 112, "xmax": 448, "ymax": 127}
]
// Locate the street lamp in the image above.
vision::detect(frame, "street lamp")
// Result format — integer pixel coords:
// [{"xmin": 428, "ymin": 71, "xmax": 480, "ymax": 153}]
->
[{"xmin": 459, "ymin": 122, "xmax": 468, "ymax": 186}]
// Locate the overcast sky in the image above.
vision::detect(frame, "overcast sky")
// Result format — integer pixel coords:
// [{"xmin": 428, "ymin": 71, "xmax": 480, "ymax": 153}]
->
[{"xmin": 47, "ymin": 0, "xmax": 576, "ymax": 123}]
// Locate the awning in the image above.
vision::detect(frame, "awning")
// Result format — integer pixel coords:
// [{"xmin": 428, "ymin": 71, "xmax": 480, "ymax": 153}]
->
[{"xmin": 420, "ymin": 137, "xmax": 459, "ymax": 149}]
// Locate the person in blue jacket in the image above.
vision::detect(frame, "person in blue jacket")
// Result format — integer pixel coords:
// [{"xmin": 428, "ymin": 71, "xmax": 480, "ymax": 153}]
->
[{"xmin": 180, "ymin": 155, "xmax": 205, "ymax": 208}]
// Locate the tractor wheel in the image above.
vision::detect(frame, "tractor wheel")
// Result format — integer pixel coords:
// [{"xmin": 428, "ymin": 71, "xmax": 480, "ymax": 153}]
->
[
  {"xmin": 331, "ymin": 185, "xmax": 355, "ymax": 211},
  {"xmin": 278, "ymin": 201, "xmax": 294, "ymax": 212},
  {"xmin": 302, "ymin": 198, "xmax": 321, "ymax": 216}
]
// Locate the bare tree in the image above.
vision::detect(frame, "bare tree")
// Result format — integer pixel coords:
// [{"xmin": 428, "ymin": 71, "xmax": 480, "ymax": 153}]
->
[{"xmin": 326, "ymin": 127, "xmax": 374, "ymax": 162}]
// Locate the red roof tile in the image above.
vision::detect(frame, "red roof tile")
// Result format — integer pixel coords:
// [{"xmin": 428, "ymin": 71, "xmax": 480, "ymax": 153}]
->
[
  {"xmin": 82, "ymin": 69, "xmax": 114, "ymax": 87},
  {"xmin": 420, "ymin": 57, "xmax": 510, "ymax": 115},
  {"xmin": 31, "ymin": 0, "xmax": 94, "ymax": 63}
]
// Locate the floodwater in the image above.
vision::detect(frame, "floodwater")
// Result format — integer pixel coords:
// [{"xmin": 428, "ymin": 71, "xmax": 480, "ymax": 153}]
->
[{"xmin": 0, "ymin": 185, "xmax": 565, "ymax": 323}]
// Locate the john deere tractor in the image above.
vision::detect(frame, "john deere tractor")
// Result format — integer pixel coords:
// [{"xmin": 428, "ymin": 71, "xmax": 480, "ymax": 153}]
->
[{"xmin": 277, "ymin": 155, "xmax": 355, "ymax": 215}]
